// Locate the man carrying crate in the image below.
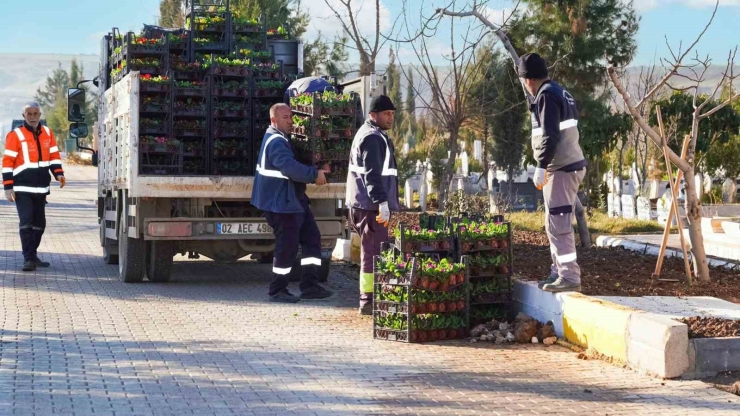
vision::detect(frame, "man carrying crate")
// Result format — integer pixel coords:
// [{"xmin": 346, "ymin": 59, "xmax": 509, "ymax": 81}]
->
[
  {"xmin": 346, "ymin": 95, "xmax": 400, "ymax": 315},
  {"xmin": 252, "ymin": 103, "xmax": 333, "ymax": 303},
  {"xmin": 519, "ymin": 53, "xmax": 587, "ymax": 293}
]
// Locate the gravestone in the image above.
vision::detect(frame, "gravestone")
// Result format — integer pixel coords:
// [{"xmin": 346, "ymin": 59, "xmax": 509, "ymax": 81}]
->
[
  {"xmin": 404, "ymin": 161, "xmax": 429, "ymax": 211},
  {"xmin": 621, "ymin": 195, "xmax": 635, "ymax": 219},
  {"xmin": 636, "ymin": 196, "xmax": 652, "ymax": 221},
  {"xmin": 722, "ymin": 178, "xmax": 737, "ymax": 203}
]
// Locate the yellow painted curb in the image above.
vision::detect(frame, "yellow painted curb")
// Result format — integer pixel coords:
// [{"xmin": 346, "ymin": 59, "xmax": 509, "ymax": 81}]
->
[{"xmin": 562, "ymin": 293, "xmax": 639, "ymax": 362}]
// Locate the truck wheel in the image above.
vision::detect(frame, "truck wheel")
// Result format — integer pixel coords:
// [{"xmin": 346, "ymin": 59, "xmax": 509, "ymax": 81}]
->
[
  {"xmin": 147, "ymin": 241, "xmax": 174, "ymax": 283},
  {"xmin": 101, "ymin": 219, "xmax": 119, "ymax": 265},
  {"xmin": 118, "ymin": 224, "xmax": 146, "ymax": 283},
  {"xmin": 288, "ymin": 258, "xmax": 330, "ymax": 283}
]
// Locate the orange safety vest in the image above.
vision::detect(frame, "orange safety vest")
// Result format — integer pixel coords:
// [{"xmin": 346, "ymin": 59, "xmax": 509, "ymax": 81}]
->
[{"xmin": 2, "ymin": 124, "xmax": 64, "ymax": 194}]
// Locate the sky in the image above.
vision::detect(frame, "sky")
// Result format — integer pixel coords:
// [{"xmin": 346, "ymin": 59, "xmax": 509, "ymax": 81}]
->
[{"xmin": 1, "ymin": 0, "xmax": 739, "ymax": 67}]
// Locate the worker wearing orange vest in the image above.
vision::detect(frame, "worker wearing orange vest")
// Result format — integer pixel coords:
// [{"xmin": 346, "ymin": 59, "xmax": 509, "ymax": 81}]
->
[{"xmin": 3, "ymin": 102, "xmax": 66, "ymax": 271}]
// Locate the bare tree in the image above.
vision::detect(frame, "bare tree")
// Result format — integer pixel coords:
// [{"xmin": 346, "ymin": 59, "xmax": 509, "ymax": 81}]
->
[
  {"xmin": 394, "ymin": 0, "xmax": 508, "ymax": 209},
  {"xmin": 630, "ymin": 64, "xmax": 662, "ymax": 193},
  {"xmin": 323, "ymin": 0, "xmax": 399, "ymax": 75},
  {"xmin": 607, "ymin": 0, "xmax": 740, "ymax": 282},
  {"xmin": 436, "ymin": 0, "xmax": 592, "ymax": 248}
]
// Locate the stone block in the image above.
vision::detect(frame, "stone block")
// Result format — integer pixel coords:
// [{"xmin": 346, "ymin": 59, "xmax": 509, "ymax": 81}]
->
[{"xmin": 627, "ymin": 312, "xmax": 689, "ymax": 378}]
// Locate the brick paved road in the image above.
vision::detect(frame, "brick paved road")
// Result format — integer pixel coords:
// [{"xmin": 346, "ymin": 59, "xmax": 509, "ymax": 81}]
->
[{"xmin": 0, "ymin": 165, "xmax": 739, "ymax": 415}]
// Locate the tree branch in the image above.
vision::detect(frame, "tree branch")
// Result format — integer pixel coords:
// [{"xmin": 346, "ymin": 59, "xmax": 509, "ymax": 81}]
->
[{"xmin": 607, "ymin": 66, "xmax": 691, "ymax": 172}]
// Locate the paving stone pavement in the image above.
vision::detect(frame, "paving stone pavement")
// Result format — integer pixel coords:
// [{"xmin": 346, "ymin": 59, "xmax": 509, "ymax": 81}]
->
[{"xmin": 0, "ymin": 165, "xmax": 739, "ymax": 415}]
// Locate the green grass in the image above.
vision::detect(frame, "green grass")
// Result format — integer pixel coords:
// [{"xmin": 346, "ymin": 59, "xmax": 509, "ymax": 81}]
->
[{"xmin": 507, "ymin": 211, "xmax": 668, "ymax": 235}]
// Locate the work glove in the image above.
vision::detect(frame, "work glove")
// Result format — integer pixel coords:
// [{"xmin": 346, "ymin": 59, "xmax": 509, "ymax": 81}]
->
[
  {"xmin": 534, "ymin": 168, "xmax": 549, "ymax": 190},
  {"xmin": 376, "ymin": 201, "xmax": 390, "ymax": 227},
  {"xmin": 55, "ymin": 175, "xmax": 66, "ymax": 188},
  {"xmin": 5, "ymin": 190, "xmax": 15, "ymax": 203}
]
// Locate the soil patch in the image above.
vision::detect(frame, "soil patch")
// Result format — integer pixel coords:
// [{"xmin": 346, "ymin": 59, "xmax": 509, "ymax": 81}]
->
[
  {"xmin": 678, "ymin": 316, "xmax": 740, "ymax": 338},
  {"xmin": 513, "ymin": 230, "xmax": 740, "ymax": 304}
]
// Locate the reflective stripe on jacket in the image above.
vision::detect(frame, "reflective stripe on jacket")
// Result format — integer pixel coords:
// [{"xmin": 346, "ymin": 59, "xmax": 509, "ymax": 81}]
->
[
  {"xmin": 251, "ymin": 126, "xmax": 318, "ymax": 214},
  {"xmin": 2, "ymin": 124, "xmax": 64, "ymax": 194},
  {"xmin": 345, "ymin": 120, "xmax": 400, "ymax": 212},
  {"xmin": 530, "ymin": 80, "xmax": 587, "ymax": 172}
]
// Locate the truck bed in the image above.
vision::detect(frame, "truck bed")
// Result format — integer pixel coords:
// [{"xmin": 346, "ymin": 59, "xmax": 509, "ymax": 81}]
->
[{"xmin": 100, "ymin": 72, "xmax": 345, "ymax": 200}]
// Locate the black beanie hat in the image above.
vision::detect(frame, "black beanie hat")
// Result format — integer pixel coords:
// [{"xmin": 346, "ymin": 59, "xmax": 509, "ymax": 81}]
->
[
  {"xmin": 369, "ymin": 95, "xmax": 396, "ymax": 113},
  {"xmin": 518, "ymin": 53, "xmax": 548, "ymax": 79}
]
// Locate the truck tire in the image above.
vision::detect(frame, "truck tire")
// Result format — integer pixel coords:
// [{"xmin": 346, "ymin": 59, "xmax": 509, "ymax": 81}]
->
[
  {"xmin": 118, "ymin": 224, "xmax": 146, "ymax": 283},
  {"xmin": 147, "ymin": 241, "xmax": 174, "ymax": 283},
  {"xmin": 288, "ymin": 258, "xmax": 330, "ymax": 283},
  {"xmin": 101, "ymin": 219, "xmax": 119, "ymax": 265}
]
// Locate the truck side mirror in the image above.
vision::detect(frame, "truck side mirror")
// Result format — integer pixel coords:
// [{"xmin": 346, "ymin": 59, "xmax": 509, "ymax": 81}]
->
[
  {"xmin": 67, "ymin": 88, "xmax": 86, "ymax": 122},
  {"xmin": 69, "ymin": 122, "xmax": 89, "ymax": 138}
]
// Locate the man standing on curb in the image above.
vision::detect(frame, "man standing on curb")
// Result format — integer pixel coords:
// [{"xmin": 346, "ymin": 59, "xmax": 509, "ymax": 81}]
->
[
  {"xmin": 346, "ymin": 95, "xmax": 400, "ymax": 315},
  {"xmin": 3, "ymin": 102, "xmax": 66, "ymax": 272},
  {"xmin": 252, "ymin": 103, "xmax": 333, "ymax": 303},
  {"xmin": 519, "ymin": 53, "xmax": 587, "ymax": 293}
]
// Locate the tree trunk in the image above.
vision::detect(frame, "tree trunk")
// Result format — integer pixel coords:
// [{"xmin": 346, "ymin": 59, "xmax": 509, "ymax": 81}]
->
[
  {"xmin": 574, "ymin": 198, "xmax": 591, "ymax": 249},
  {"xmin": 359, "ymin": 53, "xmax": 374, "ymax": 76},
  {"xmin": 682, "ymin": 166, "xmax": 710, "ymax": 281},
  {"xmin": 685, "ymin": 117, "xmax": 710, "ymax": 282},
  {"xmin": 617, "ymin": 144, "xmax": 625, "ymax": 216},
  {"xmin": 438, "ymin": 131, "xmax": 460, "ymax": 211}
]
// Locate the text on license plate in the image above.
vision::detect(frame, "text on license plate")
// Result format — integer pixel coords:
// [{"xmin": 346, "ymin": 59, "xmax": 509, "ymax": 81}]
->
[{"xmin": 217, "ymin": 222, "xmax": 273, "ymax": 235}]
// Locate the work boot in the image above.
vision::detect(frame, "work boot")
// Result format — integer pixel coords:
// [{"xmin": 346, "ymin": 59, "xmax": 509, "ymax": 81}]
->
[
  {"xmin": 269, "ymin": 289, "xmax": 300, "ymax": 303},
  {"xmin": 359, "ymin": 293, "xmax": 373, "ymax": 315},
  {"xmin": 542, "ymin": 277, "xmax": 581, "ymax": 293},
  {"xmin": 33, "ymin": 257, "xmax": 50, "ymax": 268},
  {"xmin": 538, "ymin": 275, "xmax": 558, "ymax": 289},
  {"xmin": 22, "ymin": 260, "xmax": 36, "ymax": 272},
  {"xmin": 300, "ymin": 285, "xmax": 333, "ymax": 300}
]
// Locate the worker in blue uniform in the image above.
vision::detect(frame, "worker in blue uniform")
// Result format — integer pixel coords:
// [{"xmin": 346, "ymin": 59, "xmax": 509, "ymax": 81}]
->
[{"xmin": 252, "ymin": 103, "xmax": 333, "ymax": 303}]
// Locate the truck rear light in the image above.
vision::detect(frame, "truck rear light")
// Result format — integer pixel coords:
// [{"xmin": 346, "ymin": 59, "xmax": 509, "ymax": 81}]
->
[{"xmin": 148, "ymin": 222, "xmax": 192, "ymax": 237}]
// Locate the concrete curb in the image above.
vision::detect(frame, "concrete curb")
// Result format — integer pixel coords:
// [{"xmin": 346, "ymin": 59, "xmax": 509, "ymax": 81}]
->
[
  {"xmin": 512, "ymin": 280, "xmax": 693, "ymax": 378},
  {"xmin": 594, "ymin": 235, "xmax": 740, "ymax": 270}
]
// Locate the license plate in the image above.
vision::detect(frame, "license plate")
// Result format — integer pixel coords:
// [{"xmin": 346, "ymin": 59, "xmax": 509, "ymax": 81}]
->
[{"xmin": 217, "ymin": 222, "xmax": 273, "ymax": 235}]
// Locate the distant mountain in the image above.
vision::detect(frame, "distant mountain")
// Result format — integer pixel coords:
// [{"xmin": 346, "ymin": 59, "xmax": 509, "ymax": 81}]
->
[
  {"xmin": 0, "ymin": 53, "xmax": 99, "ymax": 138},
  {"xmin": 2, "ymin": 54, "xmax": 737, "ymax": 138}
]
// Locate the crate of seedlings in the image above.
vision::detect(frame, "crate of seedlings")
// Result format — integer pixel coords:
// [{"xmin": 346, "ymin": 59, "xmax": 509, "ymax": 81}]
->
[
  {"xmin": 253, "ymin": 62, "xmax": 281, "ymax": 80},
  {"xmin": 231, "ymin": 13, "xmax": 261, "ymax": 34},
  {"xmin": 139, "ymin": 74, "xmax": 171, "ymax": 93},
  {"xmin": 457, "ymin": 219, "xmax": 514, "ymax": 325},
  {"xmin": 395, "ymin": 223, "xmax": 455, "ymax": 254},
  {"xmin": 289, "ymin": 91, "xmax": 359, "ymax": 183},
  {"xmin": 209, "ymin": 63, "xmax": 253, "ymax": 175},
  {"xmin": 168, "ymin": 32, "xmax": 190, "ymax": 52},
  {"xmin": 373, "ymin": 250, "xmax": 469, "ymax": 343},
  {"xmin": 206, "ymin": 56, "xmax": 252, "ymax": 77}
]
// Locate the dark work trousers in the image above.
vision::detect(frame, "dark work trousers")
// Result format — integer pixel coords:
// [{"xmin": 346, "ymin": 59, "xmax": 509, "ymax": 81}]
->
[
  {"xmin": 543, "ymin": 169, "xmax": 586, "ymax": 284},
  {"xmin": 264, "ymin": 198, "xmax": 321, "ymax": 296},
  {"xmin": 15, "ymin": 192, "xmax": 47, "ymax": 262},
  {"xmin": 350, "ymin": 208, "xmax": 389, "ymax": 296}
]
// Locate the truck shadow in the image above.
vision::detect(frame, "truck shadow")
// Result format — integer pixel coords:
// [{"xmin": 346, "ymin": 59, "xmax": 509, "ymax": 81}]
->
[{"xmin": 0, "ymin": 250, "xmax": 359, "ymax": 310}]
